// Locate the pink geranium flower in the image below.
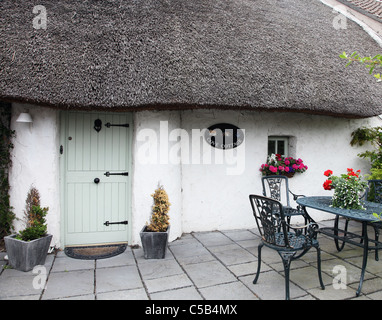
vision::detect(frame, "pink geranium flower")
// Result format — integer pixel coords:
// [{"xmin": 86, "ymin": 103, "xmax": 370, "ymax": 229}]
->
[
  {"xmin": 269, "ymin": 166, "xmax": 278, "ymax": 173},
  {"xmin": 259, "ymin": 154, "xmax": 308, "ymax": 176}
]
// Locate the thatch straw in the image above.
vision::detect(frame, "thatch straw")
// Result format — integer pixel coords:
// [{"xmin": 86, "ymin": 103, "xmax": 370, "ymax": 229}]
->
[{"xmin": 0, "ymin": 0, "xmax": 381, "ymax": 118}]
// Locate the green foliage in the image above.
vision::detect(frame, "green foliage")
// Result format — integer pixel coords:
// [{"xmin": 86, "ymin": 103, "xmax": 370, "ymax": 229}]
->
[
  {"xmin": 373, "ymin": 212, "xmax": 382, "ymax": 221},
  {"xmin": 331, "ymin": 176, "xmax": 367, "ymax": 210},
  {"xmin": 324, "ymin": 169, "xmax": 367, "ymax": 210},
  {"xmin": 147, "ymin": 185, "xmax": 170, "ymax": 232},
  {"xmin": 350, "ymin": 126, "xmax": 382, "ymax": 170},
  {"xmin": 340, "ymin": 51, "xmax": 382, "ymax": 81},
  {"xmin": 366, "ymin": 168, "xmax": 382, "ymax": 180},
  {"xmin": 18, "ymin": 206, "xmax": 48, "ymax": 241},
  {"xmin": 0, "ymin": 103, "xmax": 15, "ymax": 239},
  {"xmin": 350, "ymin": 127, "xmax": 382, "ymax": 203},
  {"xmin": 17, "ymin": 187, "xmax": 48, "ymax": 241}
]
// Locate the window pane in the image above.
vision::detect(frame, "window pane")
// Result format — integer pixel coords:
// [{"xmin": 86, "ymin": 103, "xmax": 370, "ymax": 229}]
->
[
  {"xmin": 277, "ymin": 140, "xmax": 285, "ymax": 156},
  {"xmin": 268, "ymin": 140, "xmax": 275, "ymax": 156}
]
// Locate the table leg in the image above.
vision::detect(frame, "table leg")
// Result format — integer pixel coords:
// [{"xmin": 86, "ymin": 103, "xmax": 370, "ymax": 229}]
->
[
  {"xmin": 356, "ymin": 221, "xmax": 369, "ymax": 297},
  {"xmin": 334, "ymin": 216, "xmax": 348, "ymax": 252}
]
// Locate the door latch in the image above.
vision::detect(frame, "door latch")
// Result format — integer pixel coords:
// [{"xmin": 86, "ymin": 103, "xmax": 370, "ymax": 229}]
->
[
  {"xmin": 104, "ymin": 171, "xmax": 129, "ymax": 177},
  {"xmin": 104, "ymin": 220, "xmax": 128, "ymax": 226},
  {"xmin": 105, "ymin": 123, "xmax": 129, "ymax": 128}
]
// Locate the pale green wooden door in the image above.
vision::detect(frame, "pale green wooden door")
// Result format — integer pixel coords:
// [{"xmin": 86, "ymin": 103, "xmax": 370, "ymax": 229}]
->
[{"xmin": 62, "ymin": 112, "xmax": 132, "ymax": 246}]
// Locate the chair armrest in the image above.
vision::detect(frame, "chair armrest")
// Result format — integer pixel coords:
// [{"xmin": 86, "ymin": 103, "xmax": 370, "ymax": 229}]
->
[
  {"xmin": 286, "ymin": 222, "xmax": 319, "ymax": 239},
  {"xmin": 289, "ymin": 190, "xmax": 306, "ymax": 201}
]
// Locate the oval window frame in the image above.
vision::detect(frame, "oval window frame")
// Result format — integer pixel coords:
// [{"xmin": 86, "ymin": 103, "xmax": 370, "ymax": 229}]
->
[{"xmin": 204, "ymin": 123, "xmax": 244, "ymax": 150}]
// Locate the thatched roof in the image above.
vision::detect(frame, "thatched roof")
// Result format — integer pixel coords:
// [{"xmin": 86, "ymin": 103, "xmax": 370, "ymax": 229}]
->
[{"xmin": 0, "ymin": 0, "xmax": 381, "ymax": 118}]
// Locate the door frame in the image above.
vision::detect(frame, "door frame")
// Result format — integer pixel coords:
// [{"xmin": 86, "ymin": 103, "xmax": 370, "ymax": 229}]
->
[{"xmin": 59, "ymin": 110, "xmax": 133, "ymax": 248}]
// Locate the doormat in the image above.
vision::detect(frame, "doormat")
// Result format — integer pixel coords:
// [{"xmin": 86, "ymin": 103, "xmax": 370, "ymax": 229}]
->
[{"xmin": 64, "ymin": 244, "xmax": 127, "ymax": 260}]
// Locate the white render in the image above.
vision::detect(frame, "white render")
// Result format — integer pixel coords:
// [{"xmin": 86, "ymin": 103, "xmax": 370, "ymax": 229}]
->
[
  {"xmin": 9, "ymin": 103, "xmax": 61, "ymax": 247},
  {"xmin": 8, "ymin": 104, "xmax": 382, "ymax": 248}
]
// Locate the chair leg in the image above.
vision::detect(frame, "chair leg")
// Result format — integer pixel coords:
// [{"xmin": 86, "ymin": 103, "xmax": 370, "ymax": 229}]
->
[
  {"xmin": 253, "ymin": 243, "xmax": 264, "ymax": 284},
  {"xmin": 278, "ymin": 251, "xmax": 296, "ymax": 300},
  {"xmin": 315, "ymin": 246, "xmax": 325, "ymax": 290}
]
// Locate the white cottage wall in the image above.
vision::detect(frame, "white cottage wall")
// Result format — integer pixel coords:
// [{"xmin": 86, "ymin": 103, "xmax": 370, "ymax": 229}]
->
[
  {"xmin": 7, "ymin": 105, "xmax": 382, "ymax": 248},
  {"xmin": 131, "ymin": 111, "xmax": 183, "ymax": 244},
  {"xmin": 9, "ymin": 103, "xmax": 60, "ymax": 247},
  {"xmin": 180, "ymin": 110, "xmax": 382, "ymax": 232}
]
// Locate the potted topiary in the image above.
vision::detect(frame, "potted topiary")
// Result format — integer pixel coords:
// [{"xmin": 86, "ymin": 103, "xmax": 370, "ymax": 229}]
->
[
  {"xmin": 140, "ymin": 185, "xmax": 171, "ymax": 259},
  {"xmin": 4, "ymin": 186, "xmax": 52, "ymax": 271}
]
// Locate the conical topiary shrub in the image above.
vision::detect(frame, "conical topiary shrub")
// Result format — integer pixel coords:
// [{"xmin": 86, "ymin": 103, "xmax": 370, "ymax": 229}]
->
[
  {"xmin": 4, "ymin": 186, "xmax": 52, "ymax": 271},
  {"xmin": 140, "ymin": 185, "xmax": 171, "ymax": 259},
  {"xmin": 146, "ymin": 186, "xmax": 170, "ymax": 232}
]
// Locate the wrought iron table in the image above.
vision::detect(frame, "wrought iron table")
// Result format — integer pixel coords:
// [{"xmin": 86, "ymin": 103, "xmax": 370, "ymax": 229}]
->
[{"xmin": 296, "ymin": 196, "xmax": 382, "ymax": 296}]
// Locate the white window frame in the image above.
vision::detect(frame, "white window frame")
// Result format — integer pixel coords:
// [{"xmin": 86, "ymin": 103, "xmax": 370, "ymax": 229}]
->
[{"xmin": 268, "ymin": 136, "xmax": 289, "ymax": 157}]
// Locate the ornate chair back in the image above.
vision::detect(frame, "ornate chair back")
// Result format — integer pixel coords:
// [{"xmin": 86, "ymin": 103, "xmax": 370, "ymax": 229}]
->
[
  {"xmin": 366, "ymin": 180, "xmax": 382, "ymax": 203},
  {"xmin": 261, "ymin": 175, "xmax": 291, "ymax": 208},
  {"xmin": 249, "ymin": 194, "xmax": 289, "ymax": 248}
]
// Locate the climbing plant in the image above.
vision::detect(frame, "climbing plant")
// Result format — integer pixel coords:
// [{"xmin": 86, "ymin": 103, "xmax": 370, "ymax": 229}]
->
[{"xmin": 0, "ymin": 102, "xmax": 15, "ymax": 239}]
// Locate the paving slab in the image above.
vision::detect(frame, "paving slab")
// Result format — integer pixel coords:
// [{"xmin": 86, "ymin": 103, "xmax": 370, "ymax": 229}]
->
[
  {"xmin": 307, "ymin": 283, "xmax": 357, "ymax": 300},
  {"xmin": 50, "ymin": 254, "xmax": 95, "ymax": 272},
  {"xmin": 182, "ymin": 260, "xmax": 237, "ymax": 289},
  {"xmin": 0, "ymin": 272, "xmax": 43, "ymax": 299},
  {"xmin": 2, "ymin": 223, "xmax": 382, "ymax": 300},
  {"xmin": 193, "ymin": 231, "xmax": 234, "ymax": 247},
  {"xmin": 144, "ymin": 273, "xmax": 193, "ymax": 294},
  {"xmin": 168, "ymin": 242, "xmax": 215, "ymax": 265},
  {"xmin": 42, "ymin": 269, "xmax": 94, "ymax": 300},
  {"xmin": 289, "ymin": 266, "xmax": 333, "ymax": 289},
  {"xmin": 227, "ymin": 260, "xmax": 270, "ymax": 277},
  {"xmin": 240, "ymin": 270, "xmax": 306, "ymax": 300},
  {"xmin": 221, "ymin": 229, "xmax": 259, "ymax": 242},
  {"xmin": 137, "ymin": 258, "xmax": 184, "ymax": 280},
  {"xmin": 96, "ymin": 249, "xmax": 136, "ymax": 268},
  {"xmin": 150, "ymin": 286, "xmax": 203, "ymax": 300},
  {"xmin": 199, "ymin": 281, "xmax": 259, "ymax": 300},
  {"xmin": 97, "ymin": 288, "xmax": 148, "ymax": 300},
  {"xmin": 208, "ymin": 243, "xmax": 256, "ymax": 266},
  {"xmin": 96, "ymin": 265, "xmax": 142, "ymax": 294}
]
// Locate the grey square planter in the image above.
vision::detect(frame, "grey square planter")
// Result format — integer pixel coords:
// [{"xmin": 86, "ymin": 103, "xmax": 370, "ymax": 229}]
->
[
  {"xmin": 4, "ymin": 234, "xmax": 53, "ymax": 272},
  {"xmin": 140, "ymin": 226, "xmax": 170, "ymax": 259}
]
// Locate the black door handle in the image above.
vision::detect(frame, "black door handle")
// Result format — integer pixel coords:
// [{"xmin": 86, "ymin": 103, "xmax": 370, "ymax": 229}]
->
[
  {"xmin": 104, "ymin": 220, "xmax": 128, "ymax": 226},
  {"xmin": 104, "ymin": 171, "xmax": 129, "ymax": 177},
  {"xmin": 94, "ymin": 178, "xmax": 100, "ymax": 184}
]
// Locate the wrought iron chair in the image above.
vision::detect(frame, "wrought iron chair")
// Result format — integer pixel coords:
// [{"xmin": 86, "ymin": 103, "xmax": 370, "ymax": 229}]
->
[
  {"xmin": 249, "ymin": 194, "xmax": 325, "ymax": 300},
  {"xmin": 262, "ymin": 175, "xmax": 307, "ymax": 227}
]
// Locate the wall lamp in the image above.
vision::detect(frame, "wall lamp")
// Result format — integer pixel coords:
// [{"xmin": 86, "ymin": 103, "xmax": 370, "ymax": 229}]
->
[{"xmin": 16, "ymin": 111, "xmax": 33, "ymax": 123}]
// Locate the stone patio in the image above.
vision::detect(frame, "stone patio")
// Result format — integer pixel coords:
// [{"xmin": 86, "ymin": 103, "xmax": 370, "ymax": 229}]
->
[{"xmin": 1, "ymin": 219, "xmax": 382, "ymax": 300}]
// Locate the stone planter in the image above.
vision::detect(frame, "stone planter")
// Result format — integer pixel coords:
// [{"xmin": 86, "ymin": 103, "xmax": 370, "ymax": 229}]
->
[
  {"xmin": 4, "ymin": 234, "xmax": 53, "ymax": 272},
  {"xmin": 140, "ymin": 225, "xmax": 170, "ymax": 259}
]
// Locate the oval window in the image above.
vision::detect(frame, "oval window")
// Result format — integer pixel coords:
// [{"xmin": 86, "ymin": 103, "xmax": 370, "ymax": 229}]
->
[{"xmin": 204, "ymin": 123, "xmax": 244, "ymax": 149}]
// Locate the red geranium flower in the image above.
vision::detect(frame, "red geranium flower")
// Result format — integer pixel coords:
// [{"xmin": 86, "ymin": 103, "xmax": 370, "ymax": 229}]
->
[
  {"xmin": 324, "ymin": 170, "xmax": 333, "ymax": 177},
  {"xmin": 323, "ymin": 179, "xmax": 333, "ymax": 190}
]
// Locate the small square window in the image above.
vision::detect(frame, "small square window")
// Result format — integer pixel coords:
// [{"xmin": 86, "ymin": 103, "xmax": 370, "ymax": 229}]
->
[{"xmin": 268, "ymin": 136, "xmax": 289, "ymax": 157}]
